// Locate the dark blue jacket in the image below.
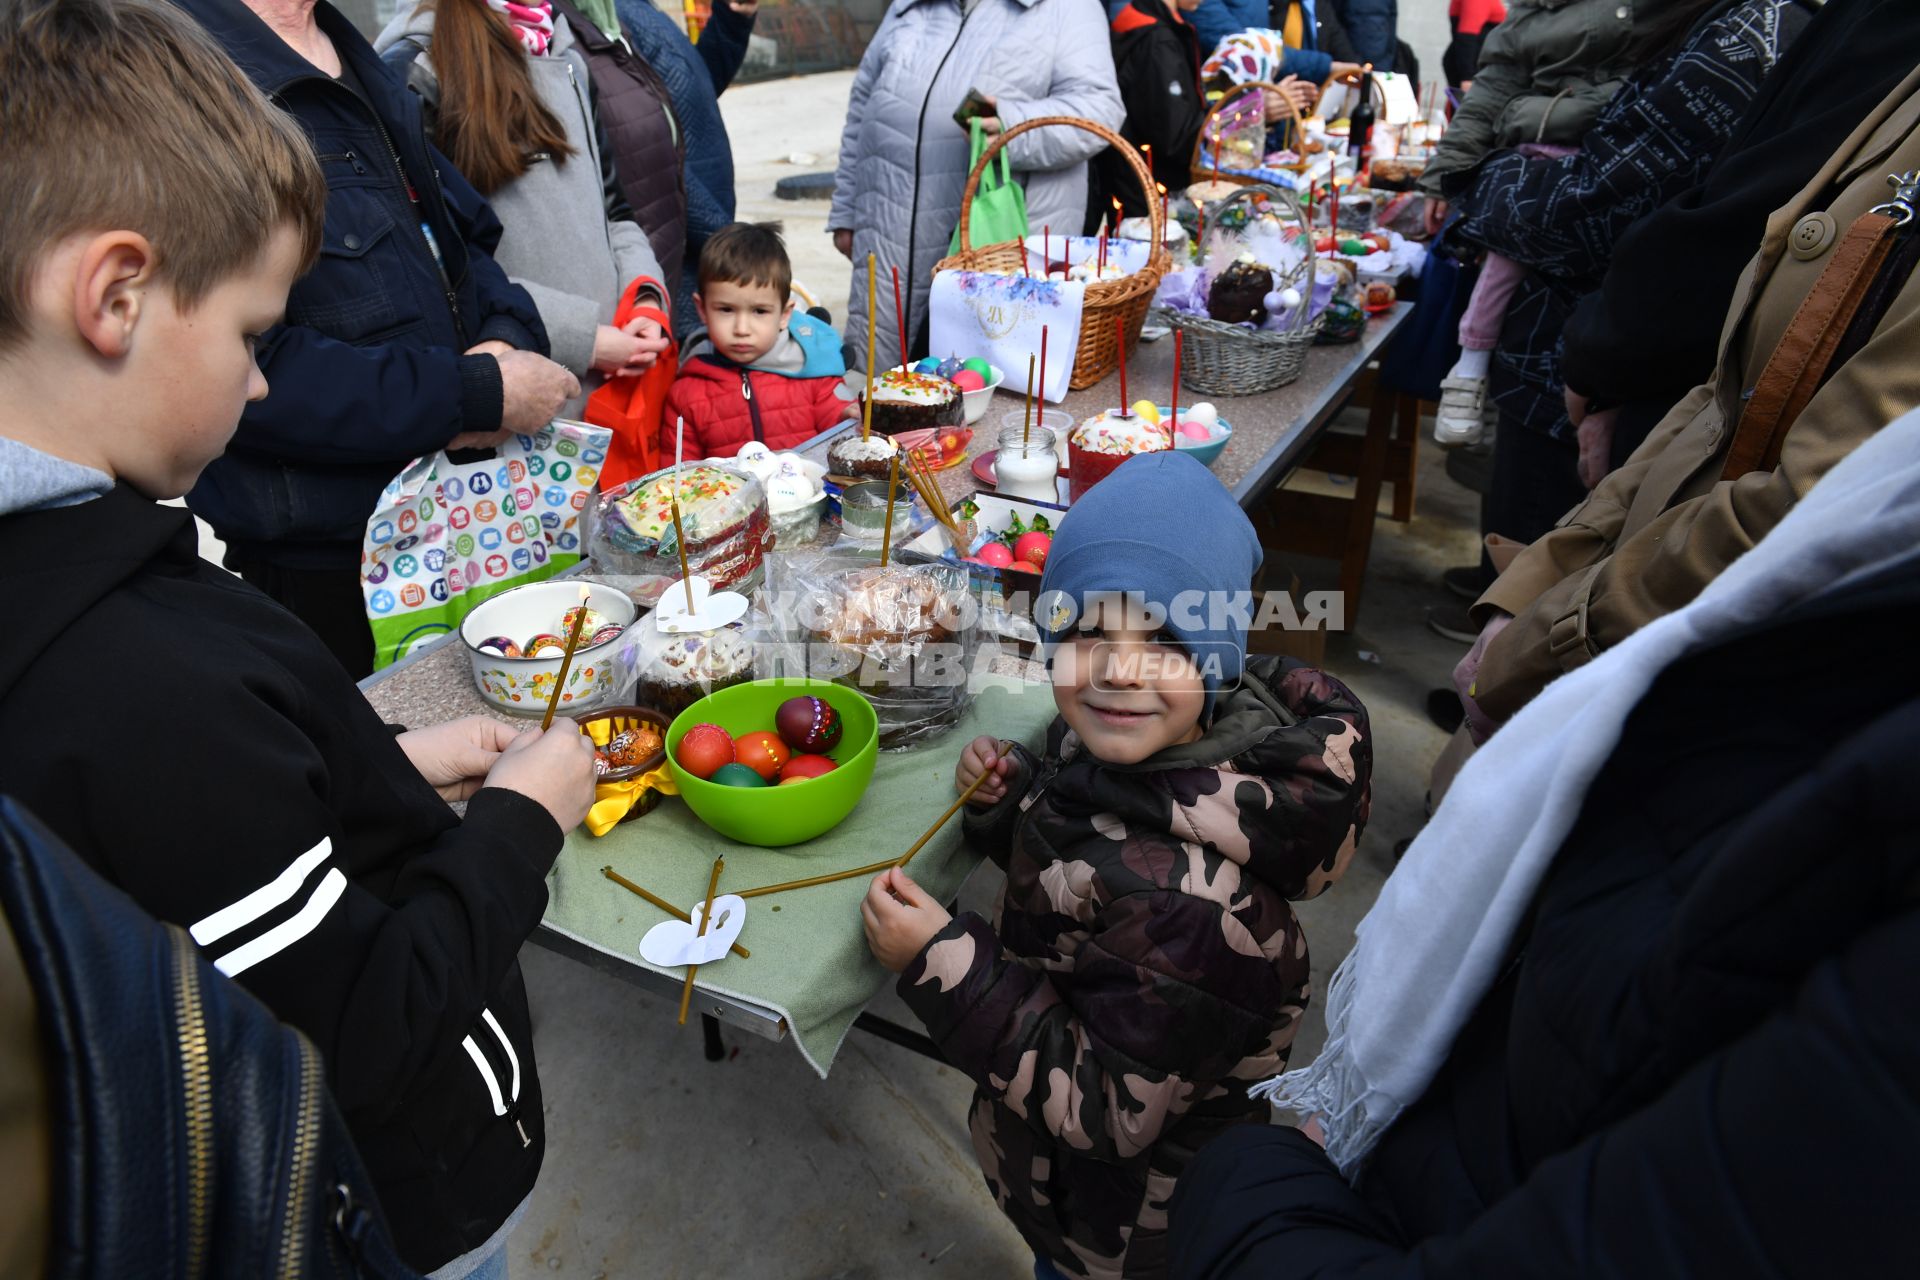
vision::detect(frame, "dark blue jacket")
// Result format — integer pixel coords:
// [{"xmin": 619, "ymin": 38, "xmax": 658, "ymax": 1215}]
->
[
  {"xmin": 175, "ymin": 0, "xmax": 548, "ymax": 568},
  {"xmin": 613, "ymin": 0, "xmax": 755, "ymax": 335},
  {"xmin": 1168, "ymin": 560, "xmax": 1920, "ymax": 1279},
  {"xmin": 1329, "ymin": 0, "xmax": 1395, "ymax": 68}
]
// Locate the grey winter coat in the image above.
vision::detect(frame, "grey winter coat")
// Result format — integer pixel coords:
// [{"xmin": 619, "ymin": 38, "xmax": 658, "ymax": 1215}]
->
[
  {"xmin": 829, "ymin": 0, "xmax": 1124, "ymax": 371},
  {"xmin": 376, "ymin": 7, "xmax": 664, "ymax": 393},
  {"xmin": 1420, "ymin": 0, "xmax": 1687, "ymax": 197}
]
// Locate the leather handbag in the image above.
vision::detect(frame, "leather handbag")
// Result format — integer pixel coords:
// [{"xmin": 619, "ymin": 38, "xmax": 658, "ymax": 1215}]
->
[
  {"xmin": 1723, "ymin": 179, "xmax": 1920, "ymax": 479},
  {"xmin": 0, "ymin": 796, "xmax": 419, "ymax": 1279}
]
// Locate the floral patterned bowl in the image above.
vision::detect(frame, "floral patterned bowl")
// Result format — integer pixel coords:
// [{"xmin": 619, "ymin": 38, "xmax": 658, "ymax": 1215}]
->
[{"xmin": 458, "ymin": 580, "xmax": 639, "ymax": 717}]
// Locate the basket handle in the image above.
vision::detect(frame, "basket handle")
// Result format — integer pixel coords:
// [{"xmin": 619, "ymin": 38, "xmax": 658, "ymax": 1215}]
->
[
  {"xmin": 1196, "ymin": 182, "xmax": 1317, "ymax": 328},
  {"xmin": 957, "ymin": 114, "xmax": 1163, "ymax": 255},
  {"xmin": 1191, "ymin": 80, "xmax": 1310, "ymax": 180}
]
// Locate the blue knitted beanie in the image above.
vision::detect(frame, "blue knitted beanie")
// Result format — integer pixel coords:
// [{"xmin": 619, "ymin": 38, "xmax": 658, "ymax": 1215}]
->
[{"xmin": 1035, "ymin": 451, "xmax": 1263, "ymax": 720}]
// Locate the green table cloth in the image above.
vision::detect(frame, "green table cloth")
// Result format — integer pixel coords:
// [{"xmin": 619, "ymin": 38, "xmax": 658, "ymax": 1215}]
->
[{"xmin": 544, "ymin": 676, "xmax": 1059, "ymax": 1075}]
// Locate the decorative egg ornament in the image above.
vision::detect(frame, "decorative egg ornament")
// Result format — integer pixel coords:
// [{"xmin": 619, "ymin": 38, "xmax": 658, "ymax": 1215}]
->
[
  {"xmin": 734, "ymin": 730, "xmax": 792, "ymax": 782},
  {"xmin": 780, "ymin": 753, "xmax": 839, "ymax": 781},
  {"xmin": 775, "ymin": 695, "xmax": 844, "ymax": 753},
  {"xmin": 675, "ymin": 723, "xmax": 735, "ymax": 780},
  {"xmin": 709, "ymin": 762, "xmax": 768, "ymax": 788}
]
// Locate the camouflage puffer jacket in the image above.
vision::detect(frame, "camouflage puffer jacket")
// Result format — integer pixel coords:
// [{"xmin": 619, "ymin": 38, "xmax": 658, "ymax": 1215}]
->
[{"xmin": 898, "ymin": 656, "xmax": 1371, "ymax": 1279}]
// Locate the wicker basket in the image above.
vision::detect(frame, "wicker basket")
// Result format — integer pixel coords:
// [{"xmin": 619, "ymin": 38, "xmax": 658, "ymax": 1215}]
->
[
  {"xmin": 1152, "ymin": 184, "xmax": 1321, "ymax": 397},
  {"xmin": 1190, "ymin": 80, "xmax": 1310, "ymax": 186},
  {"xmin": 935, "ymin": 116, "xmax": 1169, "ymax": 391}
]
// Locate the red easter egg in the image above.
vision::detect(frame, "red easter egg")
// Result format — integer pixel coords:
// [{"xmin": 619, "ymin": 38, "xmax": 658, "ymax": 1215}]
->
[
  {"xmin": 1009, "ymin": 561, "xmax": 1041, "ymax": 574},
  {"xmin": 775, "ymin": 695, "xmax": 843, "ymax": 752},
  {"xmin": 734, "ymin": 730, "xmax": 791, "ymax": 782},
  {"xmin": 1012, "ymin": 531, "xmax": 1051, "ymax": 567},
  {"xmin": 976, "ymin": 541, "xmax": 1014, "ymax": 568},
  {"xmin": 951, "ymin": 369, "xmax": 986, "ymax": 392},
  {"xmin": 781, "ymin": 753, "xmax": 839, "ymax": 781},
  {"xmin": 675, "ymin": 723, "xmax": 734, "ymax": 780}
]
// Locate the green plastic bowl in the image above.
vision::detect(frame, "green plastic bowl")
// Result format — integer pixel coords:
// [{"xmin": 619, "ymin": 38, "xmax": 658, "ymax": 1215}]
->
[{"xmin": 665, "ymin": 679, "xmax": 879, "ymax": 848}]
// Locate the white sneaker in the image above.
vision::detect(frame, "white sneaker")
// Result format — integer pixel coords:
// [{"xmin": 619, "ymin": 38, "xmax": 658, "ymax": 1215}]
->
[{"xmin": 1434, "ymin": 375, "xmax": 1488, "ymax": 448}]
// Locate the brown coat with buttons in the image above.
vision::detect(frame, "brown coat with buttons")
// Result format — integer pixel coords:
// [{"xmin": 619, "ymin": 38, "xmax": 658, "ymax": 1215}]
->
[{"xmin": 1471, "ymin": 65, "xmax": 1920, "ymax": 721}]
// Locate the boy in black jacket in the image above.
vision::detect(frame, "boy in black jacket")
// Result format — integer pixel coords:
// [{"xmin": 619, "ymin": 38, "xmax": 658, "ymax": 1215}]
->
[{"xmin": 0, "ymin": 1, "xmax": 597, "ymax": 1273}]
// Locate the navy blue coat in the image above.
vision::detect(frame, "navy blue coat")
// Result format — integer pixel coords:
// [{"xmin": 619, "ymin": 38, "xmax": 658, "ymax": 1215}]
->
[
  {"xmin": 1168, "ymin": 563, "xmax": 1920, "ymax": 1277},
  {"xmin": 612, "ymin": 0, "xmax": 756, "ymax": 335},
  {"xmin": 176, "ymin": 0, "xmax": 548, "ymax": 569},
  {"xmin": 1105, "ymin": 0, "xmax": 1340, "ymax": 82}
]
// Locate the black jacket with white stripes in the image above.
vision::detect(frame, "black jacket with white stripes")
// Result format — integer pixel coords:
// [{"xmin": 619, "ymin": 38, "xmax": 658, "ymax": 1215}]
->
[{"xmin": 0, "ymin": 484, "xmax": 562, "ymax": 1271}]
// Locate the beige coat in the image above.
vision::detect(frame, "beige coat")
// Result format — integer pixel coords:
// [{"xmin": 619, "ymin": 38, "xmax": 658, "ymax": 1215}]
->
[{"xmin": 1473, "ymin": 66, "xmax": 1920, "ymax": 721}]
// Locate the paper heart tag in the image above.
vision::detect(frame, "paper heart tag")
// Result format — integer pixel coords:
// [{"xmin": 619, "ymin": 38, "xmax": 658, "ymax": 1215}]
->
[
  {"xmin": 654, "ymin": 575, "xmax": 751, "ymax": 633},
  {"xmin": 639, "ymin": 894, "xmax": 747, "ymax": 968}
]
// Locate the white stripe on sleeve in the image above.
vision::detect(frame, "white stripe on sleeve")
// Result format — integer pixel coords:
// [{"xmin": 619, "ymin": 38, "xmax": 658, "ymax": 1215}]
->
[
  {"xmin": 210, "ymin": 868, "xmax": 347, "ymax": 978},
  {"xmin": 480, "ymin": 1007, "xmax": 521, "ymax": 1102},
  {"xmin": 462, "ymin": 1035, "xmax": 508, "ymax": 1116},
  {"xmin": 189, "ymin": 838, "xmax": 333, "ymax": 947}
]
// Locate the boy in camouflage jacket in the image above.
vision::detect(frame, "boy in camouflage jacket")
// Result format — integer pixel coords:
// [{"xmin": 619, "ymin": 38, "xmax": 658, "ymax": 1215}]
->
[{"xmin": 863, "ymin": 453, "xmax": 1371, "ymax": 1278}]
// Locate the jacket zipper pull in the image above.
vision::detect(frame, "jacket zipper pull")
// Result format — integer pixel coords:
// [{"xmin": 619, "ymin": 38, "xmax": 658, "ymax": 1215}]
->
[
  {"xmin": 741, "ymin": 370, "xmax": 753, "ymax": 400},
  {"xmin": 508, "ymin": 1102, "xmax": 532, "ymax": 1148}
]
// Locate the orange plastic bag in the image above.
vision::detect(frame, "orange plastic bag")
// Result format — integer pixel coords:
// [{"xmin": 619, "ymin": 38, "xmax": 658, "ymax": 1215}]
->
[{"xmin": 586, "ymin": 278, "xmax": 676, "ymax": 491}]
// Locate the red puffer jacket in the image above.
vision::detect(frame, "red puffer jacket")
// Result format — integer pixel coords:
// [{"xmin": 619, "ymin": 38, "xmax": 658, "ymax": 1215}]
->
[{"xmin": 664, "ymin": 356, "xmax": 852, "ymax": 459}]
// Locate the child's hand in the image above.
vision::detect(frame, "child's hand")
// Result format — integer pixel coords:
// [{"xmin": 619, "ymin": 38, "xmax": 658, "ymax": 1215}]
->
[
  {"xmin": 861, "ymin": 867, "xmax": 952, "ymax": 973},
  {"xmin": 481, "ymin": 725, "xmax": 598, "ymax": 833},
  {"xmin": 396, "ymin": 715, "xmax": 519, "ymax": 803},
  {"xmin": 956, "ymin": 735, "xmax": 1015, "ymax": 807}
]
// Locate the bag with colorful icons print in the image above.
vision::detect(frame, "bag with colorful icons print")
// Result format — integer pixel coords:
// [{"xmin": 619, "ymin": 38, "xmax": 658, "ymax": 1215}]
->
[{"xmin": 360, "ymin": 420, "xmax": 613, "ymax": 669}]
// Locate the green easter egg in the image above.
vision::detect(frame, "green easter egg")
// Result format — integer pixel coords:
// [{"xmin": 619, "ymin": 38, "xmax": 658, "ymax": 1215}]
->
[
  {"xmin": 961, "ymin": 357, "xmax": 992, "ymax": 378},
  {"xmin": 1339, "ymin": 238, "xmax": 1369, "ymax": 255},
  {"xmin": 710, "ymin": 762, "xmax": 768, "ymax": 788}
]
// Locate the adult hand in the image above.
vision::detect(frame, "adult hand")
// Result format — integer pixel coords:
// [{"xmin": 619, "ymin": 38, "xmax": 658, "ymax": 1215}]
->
[
  {"xmin": 1576, "ymin": 408, "xmax": 1619, "ymax": 490},
  {"xmin": 1263, "ymin": 79, "xmax": 1313, "ymax": 123},
  {"xmin": 618, "ymin": 313, "xmax": 672, "ymax": 374},
  {"xmin": 1452, "ymin": 611, "xmax": 1513, "ymax": 745},
  {"xmin": 1424, "ymin": 198, "xmax": 1450, "ymax": 238},
  {"xmin": 496, "ymin": 349, "xmax": 579, "ymax": 432},
  {"xmin": 592, "ymin": 324, "xmax": 645, "ymax": 376},
  {"xmin": 481, "ymin": 724, "xmax": 598, "ymax": 833},
  {"xmin": 955, "ymin": 735, "xmax": 1016, "ymax": 807},
  {"xmin": 1564, "ymin": 386, "xmax": 1590, "ymax": 427},
  {"xmin": 1299, "ymin": 1116, "xmax": 1327, "ymax": 1147},
  {"xmin": 832, "ymin": 228, "xmax": 854, "ymax": 261},
  {"xmin": 861, "ymin": 867, "xmax": 953, "ymax": 973},
  {"xmin": 975, "ymin": 94, "xmax": 1002, "ymax": 135},
  {"xmin": 395, "ymin": 715, "xmax": 519, "ymax": 803},
  {"xmin": 465, "ymin": 339, "xmax": 516, "ymax": 360},
  {"xmin": 727, "ymin": 0, "xmax": 757, "ymax": 12}
]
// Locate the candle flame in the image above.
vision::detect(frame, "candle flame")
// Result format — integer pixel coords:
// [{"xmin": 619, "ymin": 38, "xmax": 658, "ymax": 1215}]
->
[{"xmin": 578, "ymin": 584, "xmax": 592, "ymax": 602}]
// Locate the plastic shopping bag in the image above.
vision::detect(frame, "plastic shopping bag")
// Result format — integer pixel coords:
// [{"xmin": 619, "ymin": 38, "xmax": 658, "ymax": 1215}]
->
[
  {"xmin": 949, "ymin": 117, "xmax": 1029, "ymax": 254},
  {"xmin": 360, "ymin": 420, "xmax": 612, "ymax": 669},
  {"xmin": 584, "ymin": 276, "xmax": 677, "ymax": 491}
]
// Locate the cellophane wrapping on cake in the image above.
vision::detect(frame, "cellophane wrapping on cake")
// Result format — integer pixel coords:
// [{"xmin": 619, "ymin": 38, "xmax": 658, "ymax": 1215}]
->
[
  {"xmin": 761, "ymin": 550, "xmax": 978, "ymax": 749},
  {"xmin": 590, "ymin": 463, "xmax": 772, "ymax": 607},
  {"xmin": 627, "ymin": 609, "xmax": 764, "ymax": 719}
]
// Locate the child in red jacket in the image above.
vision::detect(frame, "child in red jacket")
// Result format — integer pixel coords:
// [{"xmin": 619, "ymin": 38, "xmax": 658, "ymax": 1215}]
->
[{"xmin": 663, "ymin": 222, "xmax": 853, "ymax": 459}]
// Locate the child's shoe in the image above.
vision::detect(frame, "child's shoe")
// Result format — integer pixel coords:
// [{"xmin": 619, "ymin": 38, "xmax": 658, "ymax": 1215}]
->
[{"xmin": 1434, "ymin": 375, "xmax": 1488, "ymax": 448}]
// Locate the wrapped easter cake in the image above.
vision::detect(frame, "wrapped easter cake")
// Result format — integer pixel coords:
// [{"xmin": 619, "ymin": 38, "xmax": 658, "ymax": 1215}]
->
[
  {"xmin": 797, "ymin": 561, "xmax": 977, "ymax": 749},
  {"xmin": 592, "ymin": 463, "xmax": 771, "ymax": 605},
  {"xmin": 632, "ymin": 616, "xmax": 758, "ymax": 718}
]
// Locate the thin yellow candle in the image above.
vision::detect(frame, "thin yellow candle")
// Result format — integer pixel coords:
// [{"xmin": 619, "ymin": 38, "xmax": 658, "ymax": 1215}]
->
[
  {"xmin": 863, "ymin": 252, "xmax": 877, "ymax": 441},
  {"xmin": 539, "ymin": 584, "xmax": 593, "ymax": 732},
  {"xmin": 879, "ymin": 449, "xmax": 902, "ymax": 564},
  {"xmin": 678, "ymin": 854, "xmax": 726, "ymax": 1026}
]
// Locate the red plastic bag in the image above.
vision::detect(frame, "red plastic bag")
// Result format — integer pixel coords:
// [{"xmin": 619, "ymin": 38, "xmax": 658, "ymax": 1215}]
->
[{"xmin": 585, "ymin": 277, "xmax": 676, "ymax": 491}]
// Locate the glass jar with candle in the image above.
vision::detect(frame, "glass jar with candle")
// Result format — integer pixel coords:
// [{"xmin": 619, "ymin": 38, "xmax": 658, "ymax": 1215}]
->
[{"xmin": 995, "ymin": 419, "xmax": 1062, "ymax": 503}]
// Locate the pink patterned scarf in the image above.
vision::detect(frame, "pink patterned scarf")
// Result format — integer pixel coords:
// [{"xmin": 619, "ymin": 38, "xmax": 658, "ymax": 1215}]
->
[{"xmin": 485, "ymin": 0, "xmax": 554, "ymax": 55}]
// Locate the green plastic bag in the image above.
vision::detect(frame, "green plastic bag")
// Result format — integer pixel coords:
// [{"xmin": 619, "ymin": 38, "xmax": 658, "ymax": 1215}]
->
[{"xmin": 950, "ymin": 117, "xmax": 1029, "ymax": 254}]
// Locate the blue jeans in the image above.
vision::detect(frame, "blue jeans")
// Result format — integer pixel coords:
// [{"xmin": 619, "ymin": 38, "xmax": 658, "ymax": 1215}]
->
[{"xmin": 1033, "ymin": 1256, "xmax": 1070, "ymax": 1280}]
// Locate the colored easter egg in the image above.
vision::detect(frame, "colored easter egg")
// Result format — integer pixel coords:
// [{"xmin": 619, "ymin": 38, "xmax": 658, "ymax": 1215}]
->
[
  {"xmin": 734, "ymin": 730, "xmax": 791, "ymax": 782},
  {"xmin": 477, "ymin": 635, "xmax": 520, "ymax": 657},
  {"xmin": 975, "ymin": 541, "xmax": 1015, "ymax": 568},
  {"xmin": 1008, "ymin": 561, "xmax": 1041, "ymax": 574},
  {"xmin": 951, "ymin": 369, "xmax": 986, "ymax": 392},
  {"xmin": 1012, "ymin": 530, "xmax": 1051, "ymax": 567},
  {"xmin": 1339, "ymin": 238, "xmax": 1369, "ymax": 255},
  {"xmin": 1185, "ymin": 403, "xmax": 1219, "ymax": 430},
  {"xmin": 675, "ymin": 723, "xmax": 735, "ymax": 780},
  {"xmin": 961, "ymin": 357, "xmax": 993, "ymax": 378},
  {"xmin": 781, "ymin": 753, "xmax": 839, "ymax": 781},
  {"xmin": 710, "ymin": 762, "xmax": 768, "ymax": 788},
  {"xmin": 776, "ymin": 695, "xmax": 843, "ymax": 752},
  {"xmin": 523, "ymin": 633, "xmax": 568, "ymax": 657},
  {"xmin": 913, "ymin": 357, "xmax": 943, "ymax": 374},
  {"xmin": 586, "ymin": 624, "xmax": 625, "ymax": 647},
  {"xmin": 778, "ymin": 775, "xmax": 814, "ymax": 786},
  {"xmin": 1130, "ymin": 400, "xmax": 1162, "ymax": 424}
]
